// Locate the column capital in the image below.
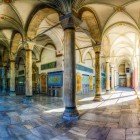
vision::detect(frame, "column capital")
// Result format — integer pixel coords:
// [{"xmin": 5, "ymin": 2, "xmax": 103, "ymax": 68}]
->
[
  {"xmin": 106, "ymin": 57, "xmax": 110, "ymax": 63},
  {"xmin": 9, "ymin": 53, "xmax": 15, "ymax": 62},
  {"xmin": 60, "ymin": 13, "xmax": 75, "ymax": 30},
  {"xmin": 24, "ymin": 41, "xmax": 34, "ymax": 51},
  {"xmin": 3, "ymin": 63, "xmax": 7, "ymax": 67},
  {"xmin": 110, "ymin": 64, "xmax": 114, "ymax": 68},
  {"xmin": 9, "ymin": 59, "xmax": 15, "ymax": 63},
  {"xmin": 93, "ymin": 45, "xmax": 101, "ymax": 53}
]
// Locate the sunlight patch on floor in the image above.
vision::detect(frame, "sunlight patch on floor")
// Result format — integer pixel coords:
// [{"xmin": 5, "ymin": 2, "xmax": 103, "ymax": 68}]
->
[{"xmin": 44, "ymin": 90, "xmax": 137, "ymax": 113}]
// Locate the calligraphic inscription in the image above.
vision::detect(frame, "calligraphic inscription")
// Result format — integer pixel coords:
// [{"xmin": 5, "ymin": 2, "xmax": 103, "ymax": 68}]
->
[{"xmin": 41, "ymin": 61, "xmax": 56, "ymax": 70}]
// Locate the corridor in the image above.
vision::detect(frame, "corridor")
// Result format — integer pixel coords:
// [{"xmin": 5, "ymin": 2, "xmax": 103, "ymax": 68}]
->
[
  {"xmin": 69, "ymin": 88, "xmax": 140, "ymax": 140},
  {"xmin": 0, "ymin": 88, "xmax": 139, "ymax": 140}
]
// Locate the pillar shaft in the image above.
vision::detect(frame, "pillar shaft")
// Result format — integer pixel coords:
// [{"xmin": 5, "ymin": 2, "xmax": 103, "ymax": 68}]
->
[
  {"xmin": 64, "ymin": 29, "xmax": 76, "ymax": 107},
  {"xmin": 106, "ymin": 62, "xmax": 110, "ymax": 93},
  {"xmin": 132, "ymin": 68, "xmax": 138, "ymax": 90},
  {"xmin": 111, "ymin": 66, "xmax": 115, "ymax": 90},
  {"xmin": 10, "ymin": 60, "xmax": 16, "ymax": 95},
  {"xmin": 25, "ymin": 49, "xmax": 32, "ymax": 96},
  {"xmin": 2, "ymin": 67, "xmax": 6, "ymax": 93},
  {"xmin": 114, "ymin": 70, "xmax": 117, "ymax": 89},
  {"xmin": 126, "ymin": 73, "xmax": 131, "ymax": 87},
  {"xmin": 94, "ymin": 47, "xmax": 102, "ymax": 101},
  {"xmin": 61, "ymin": 15, "xmax": 79, "ymax": 121}
]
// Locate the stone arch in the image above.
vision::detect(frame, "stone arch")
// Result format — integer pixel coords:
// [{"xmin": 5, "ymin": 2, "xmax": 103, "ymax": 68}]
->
[
  {"xmin": 75, "ymin": 45, "xmax": 82, "ymax": 63},
  {"xmin": 15, "ymin": 48, "xmax": 26, "ymax": 65},
  {"xmin": 82, "ymin": 48, "xmax": 94, "ymax": 62},
  {"xmin": 27, "ymin": 7, "xmax": 64, "ymax": 55},
  {"xmin": 102, "ymin": 22, "xmax": 140, "ymax": 64},
  {"xmin": 27, "ymin": 7, "xmax": 59, "ymax": 39},
  {"xmin": 103, "ymin": 22, "xmax": 139, "ymax": 37},
  {"xmin": 3, "ymin": 49, "xmax": 9, "ymax": 63},
  {"xmin": 11, "ymin": 32, "xmax": 23, "ymax": 60},
  {"xmin": 16, "ymin": 57, "xmax": 25, "ymax": 70},
  {"xmin": 116, "ymin": 57, "xmax": 132, "ymax": 69},
  {"xmin": 78, "ymin": 7, "xmax": 102, "ymax": 43},
  {"xmin": 82, "ymin": 48, "xmax": 95, "ymax": 67},
  {"xmin": 38, "ymin": 43, "xmax": 57, "ymax": 62}
]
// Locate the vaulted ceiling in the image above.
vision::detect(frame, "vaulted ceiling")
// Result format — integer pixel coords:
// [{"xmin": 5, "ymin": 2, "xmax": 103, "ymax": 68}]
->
[{"xmin": 0, "ymin": 0, "xmax": 139, "ymax": 68}]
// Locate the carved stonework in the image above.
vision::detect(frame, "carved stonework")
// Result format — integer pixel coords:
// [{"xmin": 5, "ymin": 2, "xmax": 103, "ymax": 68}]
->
[
  {"xmin": 60, "ymin": 13, "xmax": 75, "ymax": 30},
  {"xmin": 93, "ymin": 45, "xmax": 101, "ymax": 53},
  {"xmin": 9, "ymin": 54, "xmax": 15, "ymax": 62},
  {"xmin": 106, "ymin": 57, "xmax": 110, "ymax": 63},
  {"xmin": 24, "ymin": 41, "xmax": 34, "ymax": 51}
]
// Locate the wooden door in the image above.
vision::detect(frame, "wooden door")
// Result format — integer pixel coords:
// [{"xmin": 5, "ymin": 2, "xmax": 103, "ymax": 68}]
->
[{"xmin": 40, "ymin": 74, "xmax": 46, "ymax": 93}]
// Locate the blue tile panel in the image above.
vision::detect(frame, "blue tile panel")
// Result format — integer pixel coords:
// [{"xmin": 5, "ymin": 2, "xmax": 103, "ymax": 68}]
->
[{"xmin": 47, "ymin": 71, "xmax": 63, "ymax": 87}]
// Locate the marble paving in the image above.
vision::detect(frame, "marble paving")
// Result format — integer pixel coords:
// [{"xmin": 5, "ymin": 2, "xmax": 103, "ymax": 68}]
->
[{"xmin": 0, "ymin": 88, "xmax": 139, "ymax": 140}]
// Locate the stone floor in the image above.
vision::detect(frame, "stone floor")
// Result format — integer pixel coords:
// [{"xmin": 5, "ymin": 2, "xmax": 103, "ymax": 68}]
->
[{"xmin": 0, "ymin": 88, "xmax": 140, "ymax": 140}]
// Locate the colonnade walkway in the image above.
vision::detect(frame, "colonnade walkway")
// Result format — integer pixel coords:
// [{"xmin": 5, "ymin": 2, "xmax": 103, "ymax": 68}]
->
[{"xmin": 0, "ymin": 88, "xmax": 140, "ymax": 139}]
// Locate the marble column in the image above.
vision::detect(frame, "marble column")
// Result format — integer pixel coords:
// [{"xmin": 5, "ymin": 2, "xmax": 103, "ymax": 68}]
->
[
  {"xmin": 60, "ymin": 14, "xmax": 79, "ymax": 121},
  {"xmin": 10, "ymin": 60, "xmax": 16, "ymax": 96},
  {"xmin": 117, "ymin": 72, "xmax": 119, "ymax": 87},
  {"xmin": 2, "ymin": 66, "xmax": 6, "ymax": 94},
  {"xmin": 114, "ymin": 70, "xmax": 117, "ymax": 89},
  {"xmin": 111, "ymin": 65, "xmax": 115, "ymax": 90},
  {"xmin": 25, "ymin": 44, "xmax": 33, "ymax": 98},
  {"xmin": 106, "ymin": 60, "xmax": 110, "ymax": 94},
  {"xmin": 132, "ymin": 68, "xmax": 138, "ymax": 90},
  {"xmin": 93, "ymin": 46, "xmax": 102, "ymax": 101},
  {"xmin": 126, "ymin": 73, "xmax": 131, "ymax": 87}
]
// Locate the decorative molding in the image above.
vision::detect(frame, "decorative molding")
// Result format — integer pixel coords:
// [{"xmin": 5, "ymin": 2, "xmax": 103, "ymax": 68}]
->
[{"xmin": 76, "ymin": 64, "xmax": 93, "ymax": 73}]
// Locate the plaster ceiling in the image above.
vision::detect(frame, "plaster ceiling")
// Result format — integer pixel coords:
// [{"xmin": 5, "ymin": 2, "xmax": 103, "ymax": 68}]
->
[{"xmin": 0, "ymin": 0, "xmax": 139, "ymax": 67}]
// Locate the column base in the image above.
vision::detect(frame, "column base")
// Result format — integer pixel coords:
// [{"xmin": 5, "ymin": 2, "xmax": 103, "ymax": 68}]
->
[
  {"xmin": 63, "ymin": 107, "xmax": 79, "ymax": 121},
  {"xmin": 111, "ymin": 88, "xmax": 115, "ymax": 91},
  {"xmin": 2, "ymin": 90, "xmax": 6, "ymax": 94},
  {"xmin": 93, "ymin": 94, "xmax": 102, "ymax": 102},
  {"xmin": 106, "ymin": 90, "xmax": 110, "ymax": 94},
  {"xmin": 22, "ymin": 96, "xmax": 33, "ymax": 104},
  {"xmin": 9, "ymin": 91, "xmax": 16, "ymax": 96}
]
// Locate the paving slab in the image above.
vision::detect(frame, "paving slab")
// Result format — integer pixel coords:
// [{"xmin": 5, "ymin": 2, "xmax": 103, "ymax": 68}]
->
[{"xmin": 0, "ymin": 88, "xmax": 139, "ymax": 139}]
